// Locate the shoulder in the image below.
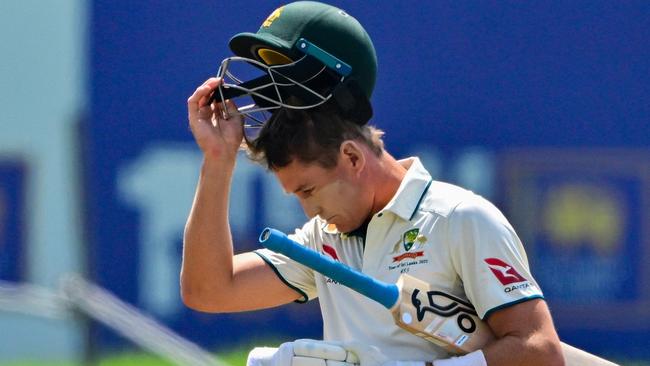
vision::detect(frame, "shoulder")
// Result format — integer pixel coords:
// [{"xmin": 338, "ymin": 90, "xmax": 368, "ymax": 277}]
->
[
  {"xmin": 417, "ymin": 181, "xmax": 515, "ymax": 236},
  {"xmin": 450, "ymin": 194, "xmax": 512, "ymax": 232},
  {"xmin": 417, "ymin": 180, "xmax": 478, "ymax": 218}
]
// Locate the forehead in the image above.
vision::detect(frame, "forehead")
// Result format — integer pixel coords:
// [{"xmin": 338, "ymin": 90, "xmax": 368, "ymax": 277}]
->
[{"xmin": 274, "ymin": 159, "xmax": 336, "ymax": 193}]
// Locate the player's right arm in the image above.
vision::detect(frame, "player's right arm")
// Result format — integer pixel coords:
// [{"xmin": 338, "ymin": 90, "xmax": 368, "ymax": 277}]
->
[{"xmin": 181, "ymin": 78, "xmax": 301, "ymax": 312}]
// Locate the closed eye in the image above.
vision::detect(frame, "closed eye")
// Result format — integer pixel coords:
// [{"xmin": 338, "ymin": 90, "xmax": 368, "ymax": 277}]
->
[
  {"xmin": 303, "ymin": 187, "xmax": 315, "ymax": 196},
  {"xmin": 291, "ymin": 184, "xmax": 316, "ymax": 199},
  {"xmin": 298, "ymin": 187, "xmax": 315, "ymax": 198}
]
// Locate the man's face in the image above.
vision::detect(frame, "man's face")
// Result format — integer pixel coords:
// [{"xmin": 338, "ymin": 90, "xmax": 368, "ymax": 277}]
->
[{"xmin": 274, "ymin": 157, "xmax": 373, "ymax": 233}]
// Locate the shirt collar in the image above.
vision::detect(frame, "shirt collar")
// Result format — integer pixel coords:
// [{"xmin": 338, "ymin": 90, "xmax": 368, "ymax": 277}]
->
[
  {"xmin": 381, "ymin": 157, "xmax": 433, "ymax": 221},
  {"xmin": 321, "ymin": 157, "xmax": 433, "ymax": 238}
]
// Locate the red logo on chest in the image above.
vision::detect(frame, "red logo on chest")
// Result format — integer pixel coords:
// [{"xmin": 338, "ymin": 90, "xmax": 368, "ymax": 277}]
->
[{"xmin": 322, "ymin": 244, "xmax": 339, "ymax": 261}]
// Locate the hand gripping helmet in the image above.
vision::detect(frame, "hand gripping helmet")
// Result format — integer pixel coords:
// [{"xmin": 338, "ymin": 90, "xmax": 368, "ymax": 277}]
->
[{"xmin": 213, "ymin": 1, "xmax": 378, "ymax": 135}]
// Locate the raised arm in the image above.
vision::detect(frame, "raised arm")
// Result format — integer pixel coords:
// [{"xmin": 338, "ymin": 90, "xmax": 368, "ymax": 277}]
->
[{"xmin": 180, "ymin": 78, "xmax": 301, "ymax": 313}]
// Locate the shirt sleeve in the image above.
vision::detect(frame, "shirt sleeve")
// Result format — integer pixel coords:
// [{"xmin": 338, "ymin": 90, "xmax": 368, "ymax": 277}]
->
[
  {"xmin": 254, "ymin": 221, "xmax": 318, "ymax": 303},
  {"xmin": 447, "ymin": 197, "xmax": 544, "ymax": 319}
]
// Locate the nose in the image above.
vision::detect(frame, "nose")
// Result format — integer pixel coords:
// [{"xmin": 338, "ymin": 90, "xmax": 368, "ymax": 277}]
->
[{"xmin": 299, "ymin": 198, "xmax": 321, "ymax": 219}]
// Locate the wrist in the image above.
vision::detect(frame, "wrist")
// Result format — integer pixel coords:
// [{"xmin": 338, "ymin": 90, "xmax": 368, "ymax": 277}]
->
[
  {"xmin": 203, "ymin": 144, "xmax": 239, "ymax": 164},
  {"xmin": 202, "ymin": 153, "xmax": 237, "ymax": 171}
]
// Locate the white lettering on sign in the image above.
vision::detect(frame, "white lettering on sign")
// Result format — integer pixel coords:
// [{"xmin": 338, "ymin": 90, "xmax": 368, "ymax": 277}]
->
[{"xmin": 117, "ymin": 144, "xmax": 306, "ymax": 316}]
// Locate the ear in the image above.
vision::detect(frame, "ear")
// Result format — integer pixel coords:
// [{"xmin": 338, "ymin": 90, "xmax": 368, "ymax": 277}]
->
[{"xmin": 339, "ymin": 140, "xmax": 366, "ymax": 175}]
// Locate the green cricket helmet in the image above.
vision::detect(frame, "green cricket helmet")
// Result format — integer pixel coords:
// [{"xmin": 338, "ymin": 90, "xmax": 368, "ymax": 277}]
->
[{"xmin": 213, "ymin": 1, "xmax": 378, "ymax": 134}]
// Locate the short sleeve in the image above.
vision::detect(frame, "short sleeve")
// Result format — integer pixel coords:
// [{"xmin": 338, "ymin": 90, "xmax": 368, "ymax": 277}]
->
[
  {"xmin": 254, "ymin": 222, "xmax": 318, "ymax": 302},
  {"xmin": 447, "ymin": 197, "xmax": 544, "ymax": 319}
]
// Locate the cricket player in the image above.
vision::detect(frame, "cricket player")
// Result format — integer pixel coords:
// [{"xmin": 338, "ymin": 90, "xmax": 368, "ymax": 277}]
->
[{"xmin": 182, "ymin": 2, "xmax": 565, "ymax": 365}]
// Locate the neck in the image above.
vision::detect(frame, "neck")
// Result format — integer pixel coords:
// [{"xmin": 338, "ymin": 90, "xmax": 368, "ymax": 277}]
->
[{"xmin": 368, "ymin": 151, "xmax": 407, "ymax": 215}]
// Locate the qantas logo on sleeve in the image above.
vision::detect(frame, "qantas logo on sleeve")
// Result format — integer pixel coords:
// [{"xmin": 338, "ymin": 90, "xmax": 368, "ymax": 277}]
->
[{"xmin": 484, "ymin": 258, "xmax": 527, "ymax": 285}]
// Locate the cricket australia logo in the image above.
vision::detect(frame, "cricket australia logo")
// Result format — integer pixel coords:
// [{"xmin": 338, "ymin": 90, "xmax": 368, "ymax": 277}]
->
[
  {"xmin": 391, "ymin": 228, "xmax": 427, "ymax": 262},
  {"xmin": 403, "ymin": 228, "xmax": 418, "ymax": 251},
  {"xmin": 411, "ymin": 289, "xmax": 479, "ymax": 334},
  {"xmin": 388, "ymin": 228, "xmax": 429, "ymax": 272}
]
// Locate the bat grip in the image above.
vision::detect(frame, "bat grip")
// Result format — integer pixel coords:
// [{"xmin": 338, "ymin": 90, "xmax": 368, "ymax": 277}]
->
[{"xmin": 259, "ymin": 228, "xmax": 399, "ymax": 309}]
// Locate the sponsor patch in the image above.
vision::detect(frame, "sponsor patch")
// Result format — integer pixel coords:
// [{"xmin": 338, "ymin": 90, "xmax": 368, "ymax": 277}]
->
[
  {"xmin": 484, "ymin": 258, "xmax": 527, "ymax": 285},
  {"xmin": 322, "ymin": 244, "xmax": 339, "ymax": 261},
  {"xmin": 388, "ymin": 228, "xmax": 429, "ymax": 272},
  {"xmin": 403, "ymin": 228, "xmax": 419, "ymax": 251}
]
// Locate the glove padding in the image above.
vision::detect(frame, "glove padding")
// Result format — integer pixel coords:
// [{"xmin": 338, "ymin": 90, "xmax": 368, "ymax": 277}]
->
[
  {"xmin": 247, "ymin": 339, "xmax": 428, "ymax": 366},
  {"xmin": 247, "ymin": 339, "xmax": 358, "ymax": 366},
  {"xmin": 340, "ymin": 341, "xmax": 426, "ymax": 366},
  {"xmin": 294, "ymin": 339, "xmax": 358, "ymax": 363}
]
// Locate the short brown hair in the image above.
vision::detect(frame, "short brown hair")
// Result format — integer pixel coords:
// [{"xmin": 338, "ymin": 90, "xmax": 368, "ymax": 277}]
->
[{"xmin": 245, "ymin": 103, "xmax": 384, "ymax": 170}]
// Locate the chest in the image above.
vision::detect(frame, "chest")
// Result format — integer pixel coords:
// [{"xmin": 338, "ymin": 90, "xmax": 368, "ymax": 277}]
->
[{"xmin": 316, "ymin": 214, "xmax": 461, "ymax": 296}]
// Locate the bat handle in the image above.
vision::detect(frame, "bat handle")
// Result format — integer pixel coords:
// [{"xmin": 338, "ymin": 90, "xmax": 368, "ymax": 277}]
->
[{"xmin": 259, "ymin": 228, "xmax": 400, "ymax": 309}]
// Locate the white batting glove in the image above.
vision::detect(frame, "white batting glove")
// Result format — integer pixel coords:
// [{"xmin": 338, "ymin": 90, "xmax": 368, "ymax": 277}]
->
[
  {"xmin": 431, "ymin": 350, "xmax": 487, "ymax": 366},
  {"xmin": 293, "ymin": 339, "xmax": 359, "ymax": 366},
  {"xmin": 247, "ymin": 342, "xmax": 294, "ymax": 366},
  {"xmin": 247, "ymin": 339, "xmax": 358, "ymax": 366},
  {"xmin": 340, "ymin": 341, "xmax": 426, "ymax": 366}
]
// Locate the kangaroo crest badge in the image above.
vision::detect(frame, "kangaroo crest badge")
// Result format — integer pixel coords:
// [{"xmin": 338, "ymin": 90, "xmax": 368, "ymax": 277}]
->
[{"xmin": 403, "ymin": 228, "xmax": 420, "ymax": 251}]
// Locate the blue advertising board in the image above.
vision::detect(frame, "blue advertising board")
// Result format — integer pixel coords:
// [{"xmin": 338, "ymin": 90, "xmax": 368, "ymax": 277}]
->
[
  {"xmin": 89, "ymin": 0, "xmax": 650, "ymax": 356},
  {"xmin": 0, "ymin": 161, "xmax": 27, "ymax": 282},
  {"xmin": 502, "ymin": 149, "xmax": 650, "ymax": 354}
]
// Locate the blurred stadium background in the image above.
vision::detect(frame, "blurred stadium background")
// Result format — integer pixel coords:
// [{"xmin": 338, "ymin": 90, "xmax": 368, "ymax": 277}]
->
[{"xmin": 1, "ymin": 0, "xmax": 648, "ymax": 365}]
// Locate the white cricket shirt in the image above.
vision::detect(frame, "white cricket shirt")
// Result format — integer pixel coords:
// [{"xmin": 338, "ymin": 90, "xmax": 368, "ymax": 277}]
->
[{"xmin": 255, "ymin": 157, "xmax": 543, "ymax": 361}]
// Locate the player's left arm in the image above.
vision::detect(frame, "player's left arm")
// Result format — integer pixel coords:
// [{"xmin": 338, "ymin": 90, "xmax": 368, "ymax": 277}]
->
[
  {"xmin": 447, "ymin": 198, "xmax": 565, "ymax": 366},
  {"xmin": 481, "ymin": 298, "xmax": 564, "ymax": 366}
]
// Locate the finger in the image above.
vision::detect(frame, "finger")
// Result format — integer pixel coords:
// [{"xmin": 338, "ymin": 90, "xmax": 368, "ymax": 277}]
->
[
  {"xmin": 221, "ymin": 99, "xmax": 242, "ymax": 121},
  {"xmin": 197, "ymin": 104, "xmax": 214, "ymax": 120},
  {"xmin": 200, "ymin": 78, "xmax": 221, "ymax": 106},
  {"xmin": 223, "ymin": 99, "xmax": 239, "ymax": 114},
  {"xmin": 187, "ymin": 78, "xmax": 222, "ymax": 112},
  {"xmin": 293, "ymin": 340, "xmax": 348, "ymax": 361},
  {"xmin": 198, "ymin": 80, "xmax": 221, "ymax": 108},
  {"xmin": 200, "ymin": 77, "xmax": 217, "ymax": 87},
  {"xmin": 198, "ymin": 88, "xmax": 216, "ymax": 109}
]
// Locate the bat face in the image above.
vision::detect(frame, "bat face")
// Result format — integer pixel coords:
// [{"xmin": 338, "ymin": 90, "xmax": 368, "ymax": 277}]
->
[
  {"xmin": 411, "ymin": 289, "xmax": 478, "ymax": 334},
  {"xmin": 391, "ymin": 275, "xmax": 495, "ymax": 354}
]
